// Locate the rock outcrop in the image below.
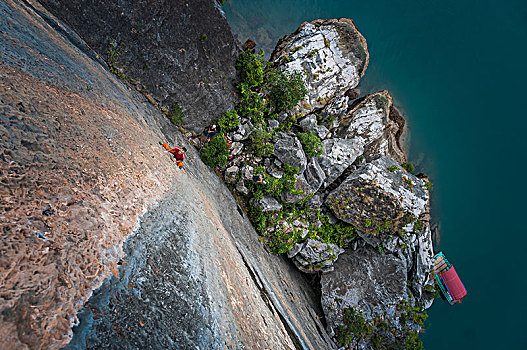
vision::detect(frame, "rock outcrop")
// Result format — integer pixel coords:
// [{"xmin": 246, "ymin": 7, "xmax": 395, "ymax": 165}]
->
[
  {"xmin": 271, "ymin": 19, "xmax": 369, "ymax": 114},
  {"xmin": 38, "ymin": 0, "xmax": 240, "ymax": 132},
  {"xmin": 326, "ymin": 156, "xmax": 429, "ymax": 246},
  {"xmin": 0, "ymin": 2, "xmax": 334, "ymax": 349},
  {"xmin": 289, "ymin": 239, "xmax": 345, "ymax": 273},
  {"xmin": 273, "ymin": 132, "xmax": 308, "ymax": 173},
  {"xmin": 321, "ymin": 247, "xmax": 407, "ymax": 324},
  {"xmin": 265, "ymin": 19, "xmax": 435, "ymax": 348},
  {"xmin": 331, "ymin": 90, "xmax": 406, "ymax": 163}
]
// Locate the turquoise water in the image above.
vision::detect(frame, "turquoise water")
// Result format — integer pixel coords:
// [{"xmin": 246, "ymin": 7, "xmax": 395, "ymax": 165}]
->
[{"xmin": 223, "ymin": 1, "xmax": 527, "ymax": 348}]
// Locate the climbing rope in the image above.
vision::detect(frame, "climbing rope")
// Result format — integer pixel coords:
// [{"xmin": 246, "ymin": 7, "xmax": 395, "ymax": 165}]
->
[{"xmin": 194, "ymin": 137, "xmax": 208, "ymax": 180}]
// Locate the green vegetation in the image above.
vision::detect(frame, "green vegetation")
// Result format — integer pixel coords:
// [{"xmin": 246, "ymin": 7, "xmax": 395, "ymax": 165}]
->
[
  {"xmin": 335, "ymin": 307, "xmax": 373, "ymax": 345},
  {"xmin": 297, "ymin": 131, "xmax": 323, "ymax": 157},
  {"xmin": 200, "ymin": 34, "xmax": 208, "ymax": 42},
  {"xmin": 387, "ymin": 165, "xmax": 399, "ymax": 172},
  {"xmin": 264, "ymin": 69, "xmax": 307, "ymax": 113},
  {"xmin": 207, "ymin": 47, "xmax": 354, "ymax": 256},
  {"xmin": 403, "ymin": 176, "xmax": 415, "ymax": 188},
  {"xmin": 290, "ymin": 45, "xmax": 304, "ymax": 54},
  {"xmin": 236, "ymin": 87, "xmax": 266, "ymax": 124},
  {"xmin": 249, "ymin": 128, "xmax": 274, "ymax": 157},
  {"xmin": 401, "ymin": 162, "xmax": 415, "ymax": 173},
  {"xmin": 201, "ymin": 134, "xmax": 229, "ymax": 168},
  {"xmin": 397, "ymin": 300, "xmax": 428, "ymax": 328},
  {"xmin": 310, "ymin": 213, "xmax": 356, "ymax": 248},
  {"xmin": 424, "ymin": 181, "xmax": 433, "ymax": 191},
  {"xmin": 167, "ymin": 103, "xmax": 185, "ymax": 126},
  {"xmin": 106, "ymin": 39, "xmax": 128, "ymax": 80},
  {"xmin": 235, "ymin": 50, "xmax": 265, "ymax": 88},
  {"xmin": 413, "ymin": 220, "xmax": 424, "ymax": 233},
  {"xmin": 217, "ymin": 110, "xmax": 239, "ymax": 132},
  {"xmin": 335, "ymin": 302, "xmax": 428, "ymax": 349},
  {"xmin": 405, "ymin": 331, "xmax": 424, "ymax": 350},
  {"xmin": 257, "ymin": 163, "xmax": 298, "ymax": 198},
  {"xmin": 306, "ymin": 49, "xmax": 319, "ymax": 59}
]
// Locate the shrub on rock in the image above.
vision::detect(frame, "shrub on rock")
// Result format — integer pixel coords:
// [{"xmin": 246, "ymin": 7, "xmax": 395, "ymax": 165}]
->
[
  {"xmin": 218, "ymin": 110, "xmax": 240, "ymax": 132},
  {"xmin": 265, "ymin": 69, "xmax": 307, "ymax": 112},
  {"xmin": 297, "ymin": 131, "xmax": 323, "ymax": 157},
  {"xmin": 201, "ymin": 134, "xmax": 229, "ymax": 168},
  {"xmin": 236, "ymin": 50, "xmax": 265, "ymax": 88}
]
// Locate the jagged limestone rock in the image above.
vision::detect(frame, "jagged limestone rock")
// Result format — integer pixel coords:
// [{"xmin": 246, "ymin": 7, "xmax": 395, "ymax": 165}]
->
[
  {"xmin": 329, "ymin": 90, "xmax": 406, "ymax": 163},
  {"xmin": 316, "ymin": 138, "xmax": 364, "ymax": 188},
  {"xmin": 321, "ymin": 246, "xmax": 407, "ymax": 329},
  {"xmin": 273, "ymin": 132, "xmax": 307, "ymax": 173},
  {"xmin": 292, "ymin": 239, "xmax": 345, "ymax": 274},
  {"xmin": 281, "ymin": 174, "xmax": 312, "ymax": 203},
  {"xmin": 225, "ymin": 166, "xmax": 239, "ymax": 184},
  {"xmin": 252, "ymin": 196, "xmax": 283, "ymax": 212},
  {"xmin": 299, "ymin": 115, "xmax": 331, "ymax": 139},
  {"xmin": 267, "ymin": 119, "xmax": 280, "ymax": 129},
  {"xmin": 326, "ymin": 156, "xmax": 428, "ymax": 247},
  {"xmin": 233, "ymin": 122, "xmax": 254, "ymax": 141},
  {"xmin": 335, "ymin": 91, "xmax": 392, "ymax": 144},
  {"xmin": 303, "ymin": 158, "xmax": 326, "ymax": 193},
  {"xmin": 271, "ymin": 19, "xmax": 369, "ymax": 114},
  {"xmin": 230, "ymin": 142, "xmax": 244, "ymax": 156}
]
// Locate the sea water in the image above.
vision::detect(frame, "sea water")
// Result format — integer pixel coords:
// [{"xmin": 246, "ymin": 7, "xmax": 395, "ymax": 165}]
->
[{"xmin": 223, "ymin": 0, "xmax": 527, "ymax": 348}]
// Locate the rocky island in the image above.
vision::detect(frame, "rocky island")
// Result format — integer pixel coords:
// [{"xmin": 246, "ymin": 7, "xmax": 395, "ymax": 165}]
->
[{"xmin": 1, "ymin": 1, "xmax": 436, "ymax": 349}]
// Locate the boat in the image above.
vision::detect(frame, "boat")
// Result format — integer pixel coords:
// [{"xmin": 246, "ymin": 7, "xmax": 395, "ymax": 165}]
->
[{"xmin": 433, "ymin": 252, "xmax": 467, "ymax": 305}]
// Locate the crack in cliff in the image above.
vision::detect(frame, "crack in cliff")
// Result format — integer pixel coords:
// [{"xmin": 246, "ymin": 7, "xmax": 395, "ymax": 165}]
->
[{"xmin": 233, "ymin": 244, "xmax": 304, "ymax": 350}]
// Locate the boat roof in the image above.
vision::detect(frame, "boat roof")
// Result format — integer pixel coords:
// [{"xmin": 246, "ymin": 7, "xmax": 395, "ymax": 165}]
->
[{"xmin": 441, "ymin": 266, "xmax": 467, "ymax": 301}]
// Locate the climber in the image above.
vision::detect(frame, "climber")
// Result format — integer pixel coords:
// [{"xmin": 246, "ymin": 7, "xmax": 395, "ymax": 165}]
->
[
  {"xmin": 203, "ymin": 124, "xmax": 219, "ymax": 139},
  {"xmin": 160, "ymin": 141, "xmax": 187, "ymax": 168}
]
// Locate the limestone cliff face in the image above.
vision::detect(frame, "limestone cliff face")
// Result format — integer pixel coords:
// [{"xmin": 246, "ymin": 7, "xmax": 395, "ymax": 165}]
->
[
  {"xmin": 38, "ymin": 0, "xmax": 240, "ymax": 132},
  {"xmin": 0, "ymin": 2, "xmax": 332, "ymax": 349},
  {"xmin": 264, "ymin": 20, "xmax": 435, "ymax": 348},
  {"xmin": 271, "ymin": 19, "xmax": 369, "ymax": 115}
]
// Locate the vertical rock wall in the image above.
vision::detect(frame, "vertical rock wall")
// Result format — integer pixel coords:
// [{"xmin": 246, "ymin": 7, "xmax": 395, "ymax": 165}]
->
[
  {"xmin": 0, "ymin": 1, "xmax": 333, "ymax": 349},
  {"xmin": 38, "ymin": 0, "xmax": 241, "ymax": 132}
]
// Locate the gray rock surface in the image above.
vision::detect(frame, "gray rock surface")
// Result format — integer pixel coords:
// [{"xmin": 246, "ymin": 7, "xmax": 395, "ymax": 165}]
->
[
  {"xmin": 299, "ymin": 115, "xmax": 330, "ymax": 139},
  {"xmin": 316, "ymin": 138, "xmax": 364, "ymax": 187},
  {"xmin": 321, "ymin": 247, "xmax": 407, "ymax": 329},
  {"xmin": 0, "ymin": 2, "xmax": 336, "ymax": 348},
  {"xmin": 281, "ymin": 174, "xmax": 313, "ymax": 203},
  {"xmin": 273, "ymin": 132, "xmax": 307, "ymax": 173},
  {"xmin": 331, "ymin": 91, "xmax": 406, "ymax": 163},
  {"xmin": 233, "ymin": 121, "xmax": 254, "ymax": 141},
  {"xmin": 292, "ymin": 239, "xmax": 345, "ymax": 274},
  {"xmin": 39, "ymin": 0, "xmax": 240, "ymax": 132},
  {"xmin": 326, "ymin": 156, "xmax": 428, "ymax": 246},
  {"xmin": 253, "ymin": 196, "xmax": 283, "ymax": 212},
  {"xmin": 303, "ymin": 158, "xmax": 327, "ymax": 193},
  {"xmin": 271, "ymin": 19, "xmax": 369, "ymax": 114}
]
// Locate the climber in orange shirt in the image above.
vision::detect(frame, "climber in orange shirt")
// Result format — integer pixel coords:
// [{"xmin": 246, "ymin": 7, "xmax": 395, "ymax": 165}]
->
[{"xmin": 160, "ymin": 141, "xmax": 187, "ymax": 168}]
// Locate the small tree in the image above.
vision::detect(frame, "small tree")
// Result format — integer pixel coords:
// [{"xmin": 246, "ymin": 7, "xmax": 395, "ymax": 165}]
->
[
  {"xmin": 201, "ymin": 134, "xmax": 229, "ymax": 168},
  {"xmin": 217, "ymin": 110, "xmax": 240, "ymax": 132},
  {"xmin": 265, "ymin": 69, "xmax": 307, "ymax": 112},
  {"xmin": 236, "ymin": 50, "xmax": 265, "ymax": 88},
  {"xmin": 401, "ymin": 162, "xmax": 415, "ymax": 173},
  {"xmin": 297, "ymin": 131, "xmax": 323, "ymax": 157}
]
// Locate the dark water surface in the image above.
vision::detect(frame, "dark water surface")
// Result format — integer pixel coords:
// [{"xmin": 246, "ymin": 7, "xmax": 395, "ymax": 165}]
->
[{"xmin": 223, "ymin": 0, "xmax": 527, "ymax": 348}]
